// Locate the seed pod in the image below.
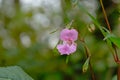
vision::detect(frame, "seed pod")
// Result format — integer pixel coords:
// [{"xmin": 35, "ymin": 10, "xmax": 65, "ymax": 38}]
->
[{"xmin": 88, "ymin": 23, "xmax": 96, "ymax": 32}]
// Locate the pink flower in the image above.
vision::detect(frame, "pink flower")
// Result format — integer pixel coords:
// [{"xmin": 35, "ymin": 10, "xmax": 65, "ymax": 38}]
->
[
  {"xmin": 57, "ymin": 28, "xmax": 78, "ymax": 55},
  {"xmin": 60, "ymin": 29, "xmax": 78, "ymax": 41},
  {"xmin": 57, "ymin": 42, "xmax": 77, "ymax": 55}
]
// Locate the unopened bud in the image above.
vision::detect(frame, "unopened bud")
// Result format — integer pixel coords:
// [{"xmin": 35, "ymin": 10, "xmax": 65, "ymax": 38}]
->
[{"xmin": 88, "ymin": 24, "xmax": 96, "ymax": 32}]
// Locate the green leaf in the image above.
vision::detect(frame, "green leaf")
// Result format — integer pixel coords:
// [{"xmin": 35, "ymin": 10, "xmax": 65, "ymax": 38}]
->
[
  {"xmin": 82, "ymin": 57, "xmax": 90, "ymax": 73},
  {"xmin": 0, "ymin": 66, "xmax": 33, "ymax": 80},
  {"xmin": 77, "ymin": 2, "xmax": 108, "ymax": 37},
  {"xmin": 102, "ymin": 27, "xmax": 111, "ymax": 34},
  {"xmin": 0, "ymin": 78, "xmax": 11, "ymax": 80},
  {"xmin": 112, "ymin": 75, "xmax": 117, "ymax": 80},
  {"xmin": 76, "ymin": 2, "xmax": 117, "ymax": 49},
  {"xmin": 110, "ymin": 37, "xmax": 120, "ymax": 48},
  {"xmin": 103, "ymin": 33, "xmax": 114, "ymax": 41}
]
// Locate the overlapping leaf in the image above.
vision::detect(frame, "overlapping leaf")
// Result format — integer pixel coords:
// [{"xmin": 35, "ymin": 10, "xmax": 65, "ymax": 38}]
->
[{"xmin": 0, "ymin": 66, "xmax": 33, "ymax": 80}]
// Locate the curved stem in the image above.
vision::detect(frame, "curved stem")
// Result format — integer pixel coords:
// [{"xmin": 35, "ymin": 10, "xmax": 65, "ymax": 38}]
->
[
  {"xmin": 99, "ymin": 0, "xmax": 120, "ymax": 79},
  {"xmin": 117, "ymin": 65, "xmax": 120, "ymax": 80},
  {"xmin": 113, "ymin": 45, "xmax": 119, "ymax": 62},
  {"xmin": 81, "ymin": 40, "xmax": 96, "ymax": 80},
  {"xmin": 99, "ymin": 0, "xmax": 112, "ymax": 32},
  {"xmin": 113, "ymin": 45, "xmax": 120, "ymax": 80}
]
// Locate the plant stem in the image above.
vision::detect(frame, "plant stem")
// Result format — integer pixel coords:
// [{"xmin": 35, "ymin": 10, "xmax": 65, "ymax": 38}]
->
[
  {"xmin": 113, "ymin": 45, "xmax": 119, "ymax": 62},
  {"xmin": 89, "ymin": 62, "xmax": 96, "ymax": 80},
  {"xmin": 118, "ymin": 64, "xmax": 120, "ymax": 80},
  {"xmin": 99, "ymin": 0, "xmax": 112, "ymax": 32},
  {"xmin": 99, "ymin": 0, "xmax": 120, "ymax": 79},
  {"xmin": 81, "ymin": 41, "xmax": 96, "ymax": 80}
]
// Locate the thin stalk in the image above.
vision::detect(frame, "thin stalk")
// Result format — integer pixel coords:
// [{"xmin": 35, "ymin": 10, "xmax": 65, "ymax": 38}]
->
[
  {"xmin": 89, "ymin": 62, "xmax": 95, "ymax": 80},
  {"xmin": 113, "ymin": 44, "xmax": 120, "ymax": 80},
  {"xmin": 118, "ymin": 65, "xmax": 120, "ymax": 80},
  {"xmin": 113, "ymin": 45, "xmax": 119, "ymax": 62},
  {"xmin": 99, "ymin": 0, "xmax": 112, "ymax": 32},
  {"xmin": 108, "ymin": 44, "xmax": 119, "ymax": 63},
  {"xmin": 82, "ymin": 41, "xmax": 96, "ymax": 80},
  {"xmin": 99, "ymin": 0, "xmax": 120, "ymax": 79}
]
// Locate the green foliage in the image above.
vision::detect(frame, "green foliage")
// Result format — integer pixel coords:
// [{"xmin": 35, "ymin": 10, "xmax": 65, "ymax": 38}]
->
[
  {"xmin": 0, "ymin": 78, "xmax": 11, "ymax": 80},
  {"xmin": 0, "ymin": 66, "xmax": 33, "ymax": 80},
  {"xmin": 76, "ymin": 0, "xmax": 120, "ymax": 52},
  {"xmin": 112, "ymin": 75, "xmax": 117, "ymax": 80},
  {"xmin": 110, "ymin": 37, "xmax": 120, "ymax": 48}
]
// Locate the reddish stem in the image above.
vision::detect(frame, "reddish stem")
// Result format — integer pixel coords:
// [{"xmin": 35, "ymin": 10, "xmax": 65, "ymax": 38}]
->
[
  {"xmin": 113, "ymin": 45, "xmax": 120, "ymax": 80},
  {"xmin": 82, "ymin": 42, "xmax": 96, "ymax": 80},
  {"xmin": 99, "ymin": 0, "xmax": 112, "ymax": 32},
  {"xmin": 99, "ymin": 0, "xmax": 120, "ymax": 79},
  {"xmin": 118, "ymin": 65, "xmax": 120, "ymax": 80},
  {"xmin": 89, "ymin": 62, "xmax": 96, "ymax": 80}
]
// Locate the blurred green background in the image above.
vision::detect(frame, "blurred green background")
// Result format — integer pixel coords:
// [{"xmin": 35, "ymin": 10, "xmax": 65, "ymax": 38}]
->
[{"xmin": 0, "ymin": 0, "xmax": 120, "ymax": 80}]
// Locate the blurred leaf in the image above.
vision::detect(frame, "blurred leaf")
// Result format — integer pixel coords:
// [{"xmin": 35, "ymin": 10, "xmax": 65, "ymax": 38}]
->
[
  {"xmin": 112, "ymin": 75, "xmax": 117, "ymax": 80},
  {"xmin": 110, "ymin": 37, "xmax": 120, "ymax": 48},
  {"xmin": 102, "ymin": 27, "xmax": 111, "ymax": 34},
  {"xmin": 77, "ymin": 2, "xmax": 120, "ymax": 52},
  {"xmin": 0, "ymin": 78, "xmax": 11, "ymax": 80},
  {"xmin": 0, "ymin": 66, "xmax": 33, "ymax": 80},
  {"xmin": 77, "ymin": 2, "xmax": 108, "ymax": 37},
  {"xmin": 82, "ymin": 57, "xmax": 90, "ymax": 73},
  {"xmin": 103, "ymin": 33, "xmax": 114, "ymax": 41}
]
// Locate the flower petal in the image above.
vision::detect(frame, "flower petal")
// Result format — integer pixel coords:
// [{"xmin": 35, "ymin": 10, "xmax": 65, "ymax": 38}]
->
[
  {"xmin": 69, "ymin": 43, "xmax": 77, "ymax": 53},
  {"xmin": 57, "ymin": 42, "xmax": 77, "ymax": 55},
  {"xmin": 60, "ymin": 29, "xmax": 78, "ymax": 41}
]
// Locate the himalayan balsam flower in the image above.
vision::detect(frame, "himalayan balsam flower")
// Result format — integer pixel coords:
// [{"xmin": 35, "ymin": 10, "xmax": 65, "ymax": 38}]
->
[
  {"xmin": 60, "ymin": 29, "xmax": 78, "ymax": 41},
  {"xmin": 57, "ymin": 28, "xmax": 78, "ymax": 55}
]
